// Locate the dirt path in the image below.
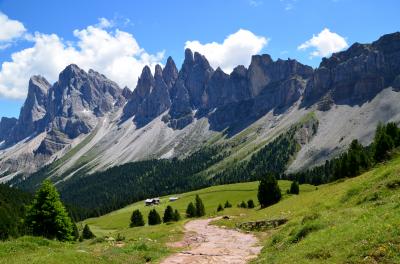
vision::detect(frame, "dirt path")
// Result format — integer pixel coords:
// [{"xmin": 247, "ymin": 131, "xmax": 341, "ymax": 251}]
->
[{"xmin": 161, "ymin": 218, "xmax": 262, "ymax": 264}]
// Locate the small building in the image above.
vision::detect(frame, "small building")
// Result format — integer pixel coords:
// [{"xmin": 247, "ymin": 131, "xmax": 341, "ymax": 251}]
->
[
  {"xmin": 169, "ymin": 197, "xmax": 179, "ymax": 202},
  {"xmin": 145, "ymin": 197, "xmax": 161, "ymax": 206}
]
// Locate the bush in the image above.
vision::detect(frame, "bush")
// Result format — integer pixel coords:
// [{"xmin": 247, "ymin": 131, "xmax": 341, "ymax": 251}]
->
[
  {"xmin": 186, "ymin": 202, "xmax": 196, "ymax": 218},
  {"xmin": 217, "ymin": 204, "xmax": 224, "ymax": 212},
  {"xmin": 289, "ymin": 181, "xmax": 300, "ymax": 195},
  {"xmin": 224, "ymin": 201, "xmax": 232, "ymax": 208},
  {"xmin": 148, "ymin": 209, "xmax": 161, "ymax": 225},
  {"xmin": 82, "ymin": 224, "xmax": 95, "ymax": 239},
  {"xmin": 130, "ymin": 209, "xmax": 145, "ymax": 227},
  {"xmin": 163, "ymin": 206, "xmax": 174, "ymax": 223},
  {"xmin": 239, "ymin": 201, "xmax": 247, "ymax": 208},
  {"xmin": 247, "ymin": 199, "xmax": 255, "ymax": 208},
  {"xmin": 25, "ymin": 180, "xmax": 74, "ymax": 241},
  {"xmin": 258, "ymin": 173, "xmax": 281, "ymax": 208}
]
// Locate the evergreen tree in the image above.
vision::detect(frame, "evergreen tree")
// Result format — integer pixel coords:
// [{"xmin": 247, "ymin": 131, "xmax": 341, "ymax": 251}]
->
[
  {"xmin": 247, "ymin": 199, "xmax": 255, "ymax": 208},
  {"xmin": 224, "ymin": 201, "xmax": 232, "ymax": 208},
  {"xmin": 257, "ymin": 173, "xmax": 282, "ymax": 208},
  {"xmin": 289, "ymin": 181, "xmax": 300, "ymax": 194},
  {"xmin": 172, "ymin": 209, "xmax": 181, "ymax": 222},
  {"xmin": 385, "ymin": 122, "xmax": 400, "ymax": 146},
  {"xmin": 217, "ymin": 204, "xmax": 224, "ymax": 212},
  {"xmin": 72, "ymin": 223, "xmax": 79, "ymax": 241},
  {"xmin": 25, "ymin": 180, "xmax": 74, "ymax": 241},
  {"xmin": 82, "ymin": 224, "xmax": 95, "ymax": 239},
  {"xmin": 195, "ymin": 195, "xmax": 205, "ymax": 217},
  {"xmin": 374, "ymin": 130, "xmax": 394, "ymax": 162},
  {"xmin": 239, "ymin": 201, "xmax": 247, "ymax": 208},
  {"xmin": 148, "ymin": 209, "xmax": 161, "ymax": 225},
  {"xmin": 130, "ymin": 209, "xmax": 145, "ymax": 227},
  {"xmin": 186, "ymin": 202, "xmax": 196, "ymax": 218},
  {"xmin": 163, "ymin": 206, "xmax": 174, "ymax": 223}
]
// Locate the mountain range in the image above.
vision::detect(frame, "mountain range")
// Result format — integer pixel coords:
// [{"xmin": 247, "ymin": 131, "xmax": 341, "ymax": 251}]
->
[{"xmin": 1, "ymin": 31, "xmax": 400, "ymax": 186}]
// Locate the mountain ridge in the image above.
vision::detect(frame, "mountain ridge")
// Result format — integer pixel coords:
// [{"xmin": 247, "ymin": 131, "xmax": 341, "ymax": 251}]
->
[{"xmin": 1, "ymin": 31, "xmax": 400, "ymax": 183}]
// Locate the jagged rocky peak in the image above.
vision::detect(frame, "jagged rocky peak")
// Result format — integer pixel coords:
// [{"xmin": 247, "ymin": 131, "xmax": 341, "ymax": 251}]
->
[
  {"xmin": 248, "ymin": 54, "xmax": 313, "ymax": 97},
  {"xmin": 304, "ymin": 32, "xmax": 400, "ymax": 105},
  {"xmin": 163, "ymin": 56, "xmax": 178, "ymax": 89},
  {"xmin": 121, "ymin": 86, "xmax": 132, "ymax": 99}
]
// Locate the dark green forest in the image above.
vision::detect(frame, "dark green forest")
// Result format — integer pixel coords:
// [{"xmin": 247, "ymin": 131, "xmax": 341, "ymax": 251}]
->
[{"xmin": 0, "ymin": 184, "xmax": 32, "ymax": 240}]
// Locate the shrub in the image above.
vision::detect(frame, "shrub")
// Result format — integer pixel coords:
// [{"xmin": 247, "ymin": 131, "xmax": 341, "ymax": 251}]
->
[
  {"xmin": 239, "ymin": 201, "xmax": 247, "ymax": 208},
  {"xmin": 217, "ymin": 204, "xmax": 224, "ymax": 212},
  {"xmin": 224, "ymin": 201, "xmax": 232, "ymax": 208},
  {"xmin": 130, "ymin": 209, "xmax": 145, "ymax": 227}
]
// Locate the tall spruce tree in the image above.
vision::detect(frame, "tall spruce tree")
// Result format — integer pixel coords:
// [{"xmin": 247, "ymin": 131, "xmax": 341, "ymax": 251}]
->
[
  {"xmin": 257, "ymin": 173, "xmax": 282, "ymax": 208},
  {"xmin": 195, "ymin": 195, "xmax": 205, "ymax": 217},
  {"xmin": 173, "ymin": 209, "xmax": 181, "ymax": 222},
  {"xmin": 25, "ymin": 180, "xmax": 74, "ymax": 241}
]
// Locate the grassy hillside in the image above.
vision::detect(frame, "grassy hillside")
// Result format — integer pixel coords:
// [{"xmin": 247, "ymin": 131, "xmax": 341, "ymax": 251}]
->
[{"xmin": 1, "ymin": 153, "xmax": 399, "ymax": 263}]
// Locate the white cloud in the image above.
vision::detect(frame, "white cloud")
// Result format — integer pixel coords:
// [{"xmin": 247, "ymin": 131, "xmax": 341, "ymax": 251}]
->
[
  {"xmin": 97, "ymin": 17, "xmax": 114, "ymax": 29},
  {"xmin": 249, "ymin": 0, "xmax": 263, "ymax": 7},
  {"xmin": 0, "ymin": 12, "xmax": 26, "ymax": 44},
  {"xmin": 298, "ymin": 28, "xmax": 348, "ymax": 58},
  {"xmin": 0, "ymin": 23, "xmax": 164, "ymax": 99},
  {"xmin": 185, "ymin": 29, "xmax": 268, "ymax": 73}
]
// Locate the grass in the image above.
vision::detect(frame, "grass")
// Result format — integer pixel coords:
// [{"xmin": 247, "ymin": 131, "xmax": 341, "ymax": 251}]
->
[{"xmin": 1, "ymin": 152, "xmax": 400, "ymax": 263}]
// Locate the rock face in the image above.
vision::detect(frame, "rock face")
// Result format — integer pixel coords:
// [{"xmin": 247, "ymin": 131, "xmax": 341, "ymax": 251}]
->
[
  {"xmin": 304, "ymin": 32, "xmax": 400, "ymax": 105},
  {"xmin": 0, "ymin": 117, "xmax": 17, "ymax": 141},
  {"xmin": 7, "ymin": 76, "xmax": 51, "ymax": 144}
]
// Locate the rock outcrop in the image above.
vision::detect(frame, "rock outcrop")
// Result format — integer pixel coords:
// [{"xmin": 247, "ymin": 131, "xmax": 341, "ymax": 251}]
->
[{"xmin": 0, "ymin": 117, "xmax": 17, "ymax": 142}]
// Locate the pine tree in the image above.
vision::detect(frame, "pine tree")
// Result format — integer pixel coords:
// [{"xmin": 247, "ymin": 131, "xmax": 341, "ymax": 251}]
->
[
  {"xmin": 130, "ymin": 209, "xmax": 145, "ymax": 227},
  {"xmin": 257, "ymin": 173, "xmax": 282, "ymax": 208},
  {"xmin": 163, "ymin": 206, "xmax": 174, "ymax": 223},
  {"xmin": 289, "ymin": 181, "xmax": 300, "ymax": 194},
  {"xmin": 172, "ymin": 209, "xmax": 181, "ymax": 222},
  {"xmin": 25, "ymin": 180, "xmax": 74, "ymax": 241},
  {"xmin": 239, "ymin": 201, "xmax": 247, "ymax": 208},
  {"xmin": 217, "ymin": 204, "xmax": 224, "ymax": 212},
  {"xmin": 247, "ymin": 199, "xmax": 255, "ymax": 208},
  {"xmin": 195, "ymin": 195, "xmax": 205, "ymax": 217},
  {"xmin": 374, "ymin": 130, "xmax": 394, "ymax": 162},
  {"xmin": 224, "ymin": 201, "xmax": 232, "ymax": 208},
  {"xmin": 148, "ymin": 209, "xmax": 161, "ymax": 225},
  {"xmin": 82, "ymin": 224, "xmax": 95, "ymax": 239},
  {"xmin": 72, "ymin": 223, "xmax": 79, "ymax": 241},
  {"xmin": 186, "ymin": 202, "xmax": 196, "ymax": 218}
]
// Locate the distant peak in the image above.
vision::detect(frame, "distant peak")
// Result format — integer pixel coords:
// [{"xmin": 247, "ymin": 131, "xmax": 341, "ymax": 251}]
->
[
  {"xmin": 184, "ymin": 48, "xmax": 194, "ymax": 63},
  {"xmin": 155, "ymin": 64, "xmax": 163, "ymax": 77}
]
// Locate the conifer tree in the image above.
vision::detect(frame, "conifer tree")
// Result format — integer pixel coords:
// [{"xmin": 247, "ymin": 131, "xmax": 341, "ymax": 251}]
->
[
  {"xmin": 186, "ymin": 202, "xmax": 196, "ymax": 218},
  {"xmin": 25, "ymin": 180, "xmax": 74, "ymax": 241},
  {"xmin": 195, "ymin": 195, "xmax": 205, "ymax": 217},
  {"xmin": 257, "ymin": 173, "xmax": 282, "ymax": 208},
  {"xmin": 247, "ymin": 199, "xmax": 255, "ymax": 208},
  {"xmin": 173, "ymin": 209, "xmax": 181, "ymax": 221},
  {"xmin": 148, "ymin": 209, "xmax": 161, "ymax": 225},
  {"xmin": 82, "ymin": 224, "xmax": 95, "ymax": 239},
  {"xmin": 130, "ymin": 209, "xmax": 145, "ymax": 227},
  {"xmin": 289, "ymin": 181, "xmax": 300, "ymax": 194},
  {"xmin": 217, "ymin": 204, "xmax": 224, "ymax": 212},
  {"xmin": 163, "ymin": 206, "xmax": 174, "ymax": 223},
  {"xmin": 224, "ymin": 201, "xmax": 232, "ymax": 208}
]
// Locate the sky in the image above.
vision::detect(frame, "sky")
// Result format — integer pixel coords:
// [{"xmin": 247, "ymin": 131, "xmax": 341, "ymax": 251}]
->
[{"xmin": 0, "ymin": 0, "xmax": 399, "ymax": 118}]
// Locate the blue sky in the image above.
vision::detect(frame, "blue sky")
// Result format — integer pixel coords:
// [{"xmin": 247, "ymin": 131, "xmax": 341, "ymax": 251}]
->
[{"xmin": 0, "ymin": 0, "xmax": 399, "ymax": 118}]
